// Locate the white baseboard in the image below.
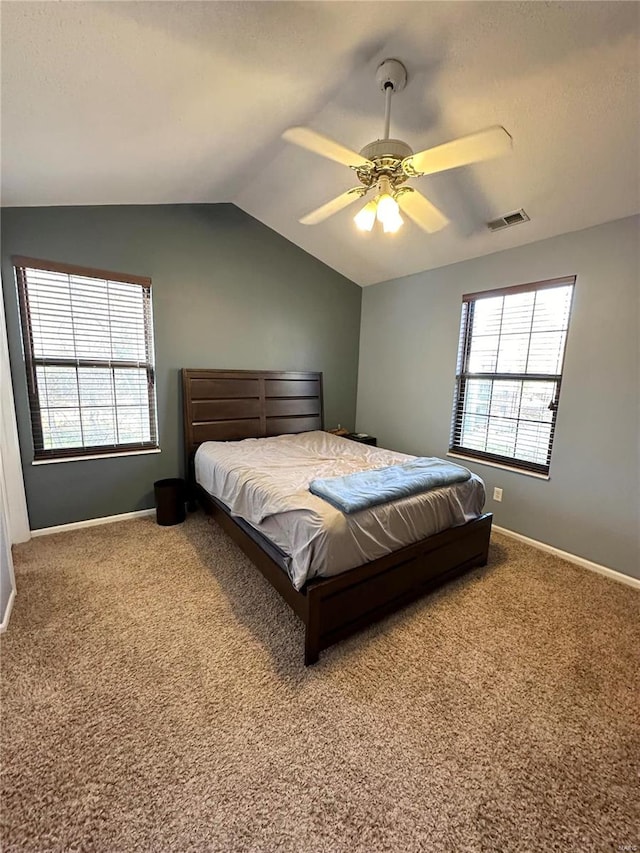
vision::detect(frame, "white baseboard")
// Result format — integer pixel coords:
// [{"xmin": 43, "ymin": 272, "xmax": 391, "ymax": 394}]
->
[
  {"xmin": 493, "ymin": 525, "xmax": 640, "ymax": 590},
  {"xmin": 31, "ymin": 508, "xmax": 155, "ymax": 537},
  {"xmin": 0, "ymin": 585, "xmax": 16, "ymax": 633},
  {"xmin": 26, "ymin": 514, "xmax": 639, "ymax": 590}
]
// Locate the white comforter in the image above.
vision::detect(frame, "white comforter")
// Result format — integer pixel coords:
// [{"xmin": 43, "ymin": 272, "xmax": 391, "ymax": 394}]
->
[{"xmin": 195, "ymin": 431, "xmax": 485, "ymax": 590}]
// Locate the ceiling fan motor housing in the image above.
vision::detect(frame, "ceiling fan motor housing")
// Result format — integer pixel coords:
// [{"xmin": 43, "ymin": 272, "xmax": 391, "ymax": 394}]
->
[
  {"xmin": 360, "ymin": 138, "xmax": 413, "ymax": 162},
  {"xmin": 356, "ymin": 138, "xmax": 414, "ymax": 188}
]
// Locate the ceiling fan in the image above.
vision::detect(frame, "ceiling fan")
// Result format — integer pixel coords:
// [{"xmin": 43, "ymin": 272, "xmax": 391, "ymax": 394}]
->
[{"xmin": 282, "ymin": 59, "xmax": 512, "ymax": 235}]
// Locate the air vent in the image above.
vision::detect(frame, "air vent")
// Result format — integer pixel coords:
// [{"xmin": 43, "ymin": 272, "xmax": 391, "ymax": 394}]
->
[{"xmin": 487, "ymin": 209, "xmax": 530, "ymax": 232}]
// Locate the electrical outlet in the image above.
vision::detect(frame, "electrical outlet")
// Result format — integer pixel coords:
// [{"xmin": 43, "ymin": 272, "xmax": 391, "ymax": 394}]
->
[{"xmin": 493, "ymin": 487, "xmax": 503, "ymax": 502}]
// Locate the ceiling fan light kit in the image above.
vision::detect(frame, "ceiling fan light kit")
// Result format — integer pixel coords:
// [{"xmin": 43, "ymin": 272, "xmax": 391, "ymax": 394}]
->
[
  {"xmin": 371, "ymin": 175, "xmax": 404, "ymax": 233},
  {"xmin": 283, "ymin": 59, "xmax": 513, "ymax": 237}
]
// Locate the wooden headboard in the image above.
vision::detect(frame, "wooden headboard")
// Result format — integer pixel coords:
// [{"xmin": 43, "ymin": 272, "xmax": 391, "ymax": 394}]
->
[{"xmin": 181, "ymin": 368, "xmax": 324, "ymax": 464}]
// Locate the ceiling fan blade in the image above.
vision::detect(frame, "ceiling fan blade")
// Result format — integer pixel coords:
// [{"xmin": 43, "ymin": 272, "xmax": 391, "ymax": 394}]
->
[
  {"xmin": 299, "ymin": 188, "xmax": 367, "ymax": 226},
  {"xmin": 403, "ymin": 126, "xmax": 512, "ymax": 177},
  {"xmin": 283, "ymin": 127, "xmax": 373, "ymax": 169},
  {"xmin": 396, "ymin": 188, "xmax": 449, "ymax": 233}
]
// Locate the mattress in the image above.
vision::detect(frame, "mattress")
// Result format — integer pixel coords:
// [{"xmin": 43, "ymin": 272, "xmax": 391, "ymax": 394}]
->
[{"xmin": 195, "ymin": 430, "xmax": 485, "ymax": 591}]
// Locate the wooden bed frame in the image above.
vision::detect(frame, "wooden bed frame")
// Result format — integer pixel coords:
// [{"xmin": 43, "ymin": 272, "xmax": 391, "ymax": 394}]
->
[{"xmin": 182, "ymin": 368, "xmax": 492, "ymax": 665}]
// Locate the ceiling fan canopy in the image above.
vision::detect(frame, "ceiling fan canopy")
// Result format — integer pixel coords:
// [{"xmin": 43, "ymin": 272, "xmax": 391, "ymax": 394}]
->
[{"xmin": 282, "ymin": 58, "xmax": 513, "ymax": 235}]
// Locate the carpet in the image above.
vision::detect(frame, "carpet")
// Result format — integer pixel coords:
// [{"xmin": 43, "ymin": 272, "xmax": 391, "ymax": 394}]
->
[{"xmin": 1, "ymin": 513, "xmax": 638, "ymax": 852}]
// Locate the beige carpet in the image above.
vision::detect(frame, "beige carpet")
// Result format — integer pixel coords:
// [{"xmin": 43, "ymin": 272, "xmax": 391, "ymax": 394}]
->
[{"xmin": 1, "ymin": 513, "xmax": 638, "ymax": 852}]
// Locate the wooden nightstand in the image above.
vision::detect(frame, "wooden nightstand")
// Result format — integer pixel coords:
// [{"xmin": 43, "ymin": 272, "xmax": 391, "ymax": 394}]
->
[{"xmin": 345, "ymin": 433, "xmax": 377, "ymax": 447}]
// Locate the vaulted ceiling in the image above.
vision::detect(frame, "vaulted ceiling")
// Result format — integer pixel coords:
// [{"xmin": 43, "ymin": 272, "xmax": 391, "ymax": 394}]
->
[{"xmin": 2, "ymin": 2, "xmax": 639, "ymax": 285}]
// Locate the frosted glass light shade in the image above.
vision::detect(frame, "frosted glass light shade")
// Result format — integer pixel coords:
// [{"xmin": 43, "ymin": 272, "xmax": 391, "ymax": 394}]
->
[
  {"xmin": 382, "ymin": 211, "xmax": 404, "ymax": 233},
  {"xmin": 354, "ymin": 200, "xmax": 377, "ymax": 231},
  {"xmin": 376, "ymin": 193, "xmax": 400, "ymax": 223}
]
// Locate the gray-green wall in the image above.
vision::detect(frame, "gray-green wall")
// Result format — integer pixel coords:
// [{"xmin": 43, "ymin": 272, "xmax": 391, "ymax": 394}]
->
[
  {"xmin": 1, "ymin": 204, "xmax": 361, "ymax": 529},
  {"xmin": 357, "ymin": 216, "xmax": 640, "ymax": 580}
]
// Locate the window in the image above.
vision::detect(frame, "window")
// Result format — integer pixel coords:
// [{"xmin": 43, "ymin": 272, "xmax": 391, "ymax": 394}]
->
[
  {"xmin": 450, "ymin": 276, "xmax": 575, "ymax": 475},
  {"xmin": 14, "ymin": 257, "xmax": 158, "ymax": 461}
]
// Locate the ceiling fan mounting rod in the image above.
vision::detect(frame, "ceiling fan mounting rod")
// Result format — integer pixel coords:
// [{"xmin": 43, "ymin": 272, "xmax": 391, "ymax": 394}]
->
[
  {"xmin": 383, "ymin": 84, "xmax": 393, "ymax": 140},
  {"xmin": 376, "ymin": 58, "xmax": 407, "ymax": 141}
]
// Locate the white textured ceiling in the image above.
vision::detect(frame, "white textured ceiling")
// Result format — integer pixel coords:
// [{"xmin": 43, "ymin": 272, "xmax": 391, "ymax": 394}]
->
[{"xmin": 1, "ymin": 1, "xmax": 639, "ymax": 286}]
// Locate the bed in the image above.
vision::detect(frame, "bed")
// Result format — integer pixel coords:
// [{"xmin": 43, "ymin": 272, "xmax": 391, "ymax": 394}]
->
[{"xmin": 183, "ymin": 368, "xmax": 492, "ymax": 665}]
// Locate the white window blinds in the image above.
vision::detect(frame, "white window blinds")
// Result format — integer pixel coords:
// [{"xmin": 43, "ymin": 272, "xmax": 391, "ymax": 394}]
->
[
  {"xmin": 14, "ymin": 257, "xmax": 158, "ymax": 460},
  {"xmin": 450, "ymin": 276, "xmax": 575, "ymax": 475}
]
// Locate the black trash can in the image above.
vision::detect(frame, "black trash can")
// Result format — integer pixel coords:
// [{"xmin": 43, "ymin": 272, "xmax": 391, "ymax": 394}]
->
[{"xmin": 154, "ymin": 478, "xmax": 186, "ymax": 526}]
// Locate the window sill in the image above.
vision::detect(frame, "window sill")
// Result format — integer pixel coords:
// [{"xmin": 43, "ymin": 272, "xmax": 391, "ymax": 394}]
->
[
  {"xmin": 32, "ymin": 448, "xmax": 161, "ymax": 466},
  {"xmin": 447, "ymin": 452, "xmax": 550, "ymax": 480}
]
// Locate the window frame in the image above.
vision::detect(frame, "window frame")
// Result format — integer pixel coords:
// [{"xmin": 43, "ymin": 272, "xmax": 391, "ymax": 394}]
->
[
  {"xmin": 449, "ymin": 275, "xmax": 576, "ymax": 476},
  {"xmin": 13, "ymin": 256, "xmax": 159, "ymax": 462}
]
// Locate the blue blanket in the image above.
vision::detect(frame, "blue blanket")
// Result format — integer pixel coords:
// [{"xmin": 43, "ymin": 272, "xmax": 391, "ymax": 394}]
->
[{"xmin": 309, "ymin": 457, "xmax": 472, "ymax": 514}]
